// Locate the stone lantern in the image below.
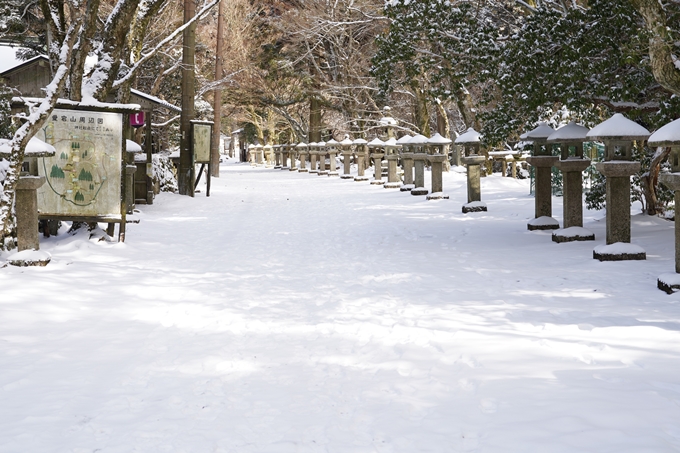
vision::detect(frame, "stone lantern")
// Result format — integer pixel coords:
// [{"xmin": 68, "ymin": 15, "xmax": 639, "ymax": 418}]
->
[
  {"xmin": 397, "ymin": 135, "xmax": 414, "ymax": 191},
  {"xmin": 547, "ymin": 121, "xmax": 595, "ymax": 242},
  {"xmin": 1, "ymin": 137, "xmax": 55, "ymax": 266},
  {"xmin": 353, "ymin": 138, "xmax": 369, "ymax": 182},
  {"xmin": 456, "ymin": 128, "xmax": 487, "ymax": 213},
  {"xmin": 248, "ymin": 144, "xmax": 256, "ymax": 165},
  {"xmin": 368, "ymin": 138, "xmax": 385, "ymax": 185},
  {"xmin": 317, "ymin": 141, "xmax": 328, "ymax": 175},
  {"xmin": 326, "ymin": 138, "xmax": 340, "ymax": 176},
  {"xmin": 587, "ymin": 113, "xmax": 649, "ymax": 261},
  {"xmin": 426, "ymin": 133, "xmax": 452, "ymax": 200},
  {"xmin": 379, "ymin": 106, "xmax": 397, "ymax": 139},
  {"xmin": 263, "ymin": 144, "xmax": 273, "ymax": 168},
  {"xmin": 409, "ymin": 134, "xmax": 429, "ymax": 196},
  {"xmin": 308, "ymin": 142, "xmax": 319, "ymax": 174},
  {"xmin": 273, "ymin": 145, "xmax": 282, "ymax": 169},
  {"xmin": 525, "ymin": 122, "xmax": 558, "ymax": 230},
  {"xmin": 340, "ymin": 136, "xmax": 355, "ymax": 180},
  {"xmin": 651, "ymin": 118, "xmax": 680, "ymax": 292},
  {"xmin": 383, "ymin": 137, "xmax": 401, "ymax": 189},
  {"xmin": 255, "ymin": 143, "xmax": 265, "ymax": 165},
  {"xmin": 286, "ymin": 143, "xmax": 296, "ymax": 171},
  {"xmin": 296, "ymin": 142, "xmax": 309, "ymax": 172},
  {"xmin": 280, "ymin": 143, "xmax": 290, "ymax": 170}
]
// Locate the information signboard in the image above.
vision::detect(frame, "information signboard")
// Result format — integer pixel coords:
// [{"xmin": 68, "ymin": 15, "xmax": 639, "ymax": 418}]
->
[
  {"xmin": 36, "ymin": 108, "xmax": 123, "ymax": 219},
  {"xmin": 193, "ymin": 122, "xmax": 212, "ymax": 164}
]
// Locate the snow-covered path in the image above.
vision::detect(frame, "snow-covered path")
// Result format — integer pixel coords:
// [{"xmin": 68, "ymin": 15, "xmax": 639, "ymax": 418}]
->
[{"xmin": 2, "ymin": 161, "xmax": 680, "ymax": 452}]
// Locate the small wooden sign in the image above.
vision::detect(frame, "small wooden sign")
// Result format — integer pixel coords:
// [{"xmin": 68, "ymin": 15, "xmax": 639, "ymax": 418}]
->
[{"xmin": 130, "ymin": 111, "xmax": 145, "ymax": 128}]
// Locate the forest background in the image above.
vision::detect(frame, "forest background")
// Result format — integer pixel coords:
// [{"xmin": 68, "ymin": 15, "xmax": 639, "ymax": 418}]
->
[{"xmin": 0, "ymin": 0, "xmax": 679, "ymax": 246}]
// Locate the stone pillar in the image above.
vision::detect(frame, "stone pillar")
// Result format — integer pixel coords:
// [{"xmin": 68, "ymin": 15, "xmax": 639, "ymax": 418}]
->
[
  {"xmin": 281, "ymin": 148, "xmax": 289, "ymax": 169},
  {"xmin": 371, "ymin": 153, "xmax": 385, "ymax": 185},
  {"xmin": 384, "ymin": 154, "xmax": 401, "ymax": 188},
  {"xmin": 501, "ymin": 159, "xmax": 507, "ymax": 177},
  {"xmin": 355, "ymin": 148, "xmax": 369, "ymax": 182},
  {"xmin": 411, "ymin": 154, "xmax": 428, "ymax": 195},
  {"xmin": 426, "ymin": 155, "xmax": 448, "ymax": 199},
  {"xmin": 401, "ymin": 153, "xmax": 414, "ymax": 191},
  {"xmin": 125, "ymin": 164, "xmax": 137, "ymax": 214},
  {"xmin": 298, "ymin": 151, "xmax": 309, "ymax": 172},
  {"xmin": 310, "ymin": 151, "xmax": 318, "ymax": 174},
  {"xmin": 597, "ymin": 162, "xmax": 640, "ymax": 245},
  {"xmin": 289, "ymin": 149, "xmax": 298, "ymax": 171},
  {"xmin": 328, "ymin": 149, "xmax": 338, "ymax": 176},
  {"xmin": 15, "ymin": 176, "xmax": 46, "ymax": 251},
  {"xmin": 461, "ymin": 155, "xmax": 487, "ymax": 212},
  {"xmin": 318, "ymin": 150, "xmax": 328, "ymax": 175},
  {"xmin": 274, "ymin": 148, "xmax": 281, "ymax": 168},
  {"xmin": 525, "ymin": 156, "xmax": 559, "ymax": 230},
  {"xmin": 341, "ymin": 151, "xmax": 353, "ymax": 179}
]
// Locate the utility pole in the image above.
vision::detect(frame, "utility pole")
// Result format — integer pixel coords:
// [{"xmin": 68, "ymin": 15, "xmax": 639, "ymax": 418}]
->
[
  {"xmin": 179, "ymin": 0, "xmax": 196, "ymax": 196},
  {"xmin": 210, "ymin": 0, "xmax": 224, "ymax": 177}
]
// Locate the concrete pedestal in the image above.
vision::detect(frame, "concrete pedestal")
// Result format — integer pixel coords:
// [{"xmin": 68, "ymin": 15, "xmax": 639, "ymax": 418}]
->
[
  {"xmin": 341, "ymin": 152, "xmax": 354, "ymax": 179},
  {"xmin": 526, "ymin": 156, "xmax": 558, "ymax": 230},
  {"xmin": 371, "ymin": 153, "xmax": 384, "ymax": 185},
  {"xmin": 426, "ymin": 154, "xmax": 448, "ymax": 199},
  {"xmin": 309, "ymin": 153, "xmax": 318, "ymax": 174},
  {"xmin": 594, "ymin": 160, "xmax": 645, "ymax": 261},
  {"xmin": 355, "ymin": 155, "xmax": 368, "ymax": 181},
  {"xmin": 15, "ymin": 176, "xmax": 46, "ymax": 252},
  {"xmin": 328, "ymin": 151, "xmax": 339, "ymax": 176},
  {"xmin": 461, "ymin": 154, "xmax": 486, "ymax": 208},
  {"xmin": 384, "ymin": 155, "xmax": 401, "ymax": 188},
  {"xmin": 412, "ymin": 154, "xmax": 428, "ymax": 195}
]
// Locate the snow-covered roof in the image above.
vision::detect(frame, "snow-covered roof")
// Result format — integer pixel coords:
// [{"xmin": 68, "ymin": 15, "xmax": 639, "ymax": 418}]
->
[
  {"xmin": 547, "ymin": 121, "xmax": 590, "ymax": 143},
  {"xmin": 525, "ymin": 122, "xmax": 555, "ymax": 140},
  {"xmin": 368, "ymin": 138, "xmax": 385, "ymax": 147},
  {"xmin": 340, "ymin": 137, "xmax": 353, "ymax": 147},
  {"xmin": 379, "ymin": 116, "xmax": 397, "ymax": 126},
  {"xmin": 454, "ymin": 128, "xmax": 481, "ymax": 144},
  {"xmin": 396, "ymin": 135, "xmax": 413, "ymax": 144},
  {"xmin": 317, "ymin": 141, "xmax": 326, "ymax": 147},
  {"xmin": 13, "ymin": 96, "xmax": 141, "ymax": 112},
  {"xmin": 428, "ymin": 133, "xmax": 452, "ymax": 145},
  {"xmin": 296, "ymin": 142, "xmax": 308, "ymax": 148},
  {"xmin": 353, "ymin": 138, "xmax": 368, "ymax": 145},
  {"xmin": 326, "ymin": 138, "xmax": 339, "ymax": 147},
  {"xmin": 0, "ymin": 136, "xmax": 56, "ymax": 157},
  {"xmin": 408, "ymin": 134, "xmax": 429, "ymax": 145},
  {"xmin": 586, "ymin": 113, "xmax": 650, "ymax": 141},
  {"xmin": 384, "ymin": 137, "xmax": 399, "ymax": 147},
  {"xmin": 126, "ymin": 139, "xmax": 143, "ymax": 153},
  {"xmin": 648, "ymin": 118, "xmax": 680, "ymax": 146},
  {"xmin": 130, "ymin": 89, "xmax": 181, "ymax": 112}
]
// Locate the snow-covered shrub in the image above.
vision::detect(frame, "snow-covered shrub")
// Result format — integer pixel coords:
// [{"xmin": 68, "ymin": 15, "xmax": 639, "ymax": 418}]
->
[{"xmin": 152, "ymin": 154, "xmax": 178, "ymax": 192}]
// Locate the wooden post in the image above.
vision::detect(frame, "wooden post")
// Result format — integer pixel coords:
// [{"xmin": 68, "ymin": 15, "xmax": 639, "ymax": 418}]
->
[
  {"xmin": 210, "ymin": 0, "xmax": 224, "ymax": 178},
  {"xmin": 179, "ymin": 0, "xmax": 196, "ymax": 196},
  {"xmin": 145, "ymin": 110, "xmax": 153, "ymax": 204}
]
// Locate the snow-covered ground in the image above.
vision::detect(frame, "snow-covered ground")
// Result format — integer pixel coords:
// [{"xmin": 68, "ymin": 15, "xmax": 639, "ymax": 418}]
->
[{"xmin": 2, "ymin": 161, "xmax": 680, "ymax": 452}]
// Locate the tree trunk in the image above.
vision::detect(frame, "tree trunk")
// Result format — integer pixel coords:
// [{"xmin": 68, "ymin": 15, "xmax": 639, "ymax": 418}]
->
[
  {"xmin": 309, "ymin": 96, "xmax": 322, "ymax": 142},
  {"xmin": 210, "ymin": 0, "xmax": 225, "ymax": 177},
  {"xmin": 436, "ymin": 100, "xmax": 451, "ymax": 172},
  {"xmin": 641, "ymin": 146, "xmax": 671, "ymax": 215},
  {"xmin": 631, "ymin": 0, "xmax": 680, "ymax": 96},
  {"xmin": 411, "ymin": 81, "xmax": 430, "ymax": 136},
  {"xmin": 178, "ymin": 0, "xmax": 196, "ymax": 196}
]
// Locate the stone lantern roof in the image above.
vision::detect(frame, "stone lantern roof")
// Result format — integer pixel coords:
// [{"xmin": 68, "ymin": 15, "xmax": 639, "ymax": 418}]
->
[
  {"xmin": 586, "ymin": 113, "xmax": 650, "ymax": 141},
  {"xmin": 296, "ymin": 142, "xmax": 308, "ymax": 148},
  {"xmin": 396, "ymin": 135, "xmax": 413, "ymax": 145},
  {"xmin": 525, "ymin": 122, "xmax": 555, "ymax": 140},
  {"xmin": 408, "ymin": 134, "xmax": 429, "ymax": 144},
  {"xmin": 352, "ymin": 138, "xmax": 367, "ymax": 145},
  {"xmin": 454, "ymin": 128, "xmax": 481, "ymax": 144},
  {"xmin": 326, "ymin": 138, "xmax": 339, "ymax": 148},
  {"xmin": 340, "ymin": 137, "xmax": 354, "ymax": 147},
  {"xmin": 384, "ymin": 137, "xmax": 398, "ymax": 146},
  {"xmin": 648, "ymin": 118, "xmax": 680, "ymax": 147},
  {"xmin": 317, "ymin": 141, "xmax": 326, "ymax": 147},
  {"xmin": 547, "ymin": 121, "xmax": 590, "ymax": 143},
  {"xmin": 428, "ymin": 133, "xmax": 452, "ymax": 145},
  {"xmin": 368, "ymin": 138, "xmax": 385, "ymax": 147}
]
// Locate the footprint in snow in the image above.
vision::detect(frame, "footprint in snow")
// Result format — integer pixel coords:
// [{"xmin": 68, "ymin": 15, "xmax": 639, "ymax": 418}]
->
[{"xmin": 479, "ymin": 398, "xmax": 498, "ymax": 414}]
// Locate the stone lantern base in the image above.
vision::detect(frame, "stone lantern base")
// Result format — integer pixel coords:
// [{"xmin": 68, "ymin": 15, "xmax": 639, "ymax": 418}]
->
[
  {"xmin": 6, "ymin": 249, "xmax": 51, "ymax": 267},
  {"xmin": 328, "ymin": 171, "xmax": 339, "ymax": 177},
  {"xmin": 384, "ymin": 182, "xmax": 401, "ymax": 189},
  {"xmin": 552, "ymin": 227, "xmax": 595, "ymax": 243},
  {"xmin": 527, "ymin": 216, "xmax": 560, "ymax": 231},
  {"xmin": 309, "ymin": 169, "xmax": 319, "ymax": 174},
  {"xmin": 354, "ymin": 175, "xmax": 369, "ymax": 182},
  {"xmin": 411, "ymin": 187, "xmax": 428, "ymax": 196},
  {"xmin": 426, "ymin": 192, "xmax": 449, "ymax": 200},
  {"xmin": 400, "ymin": 184, "xmax": 414, "ymax": 192},
  {"xmin": 658, "ymin": 273, "xmax": 680, "ymax": 294},
  {"xmin": 298, "ymin": 168, "xmax": 309, "ymax": 173},
  {"xmin": 593, "ymin": 243, "xmax": 646, "ymax": 261},
  {"xmin": 462, "ymin": 201, "xmax": 487, "ymax": 213},
  {"xmin": 370, "ymin": 179, "xmax": 385, "ymax": 185},
  {"xmin": 340, "ymin": 174, "xmax": 354, "ymax": 180}
]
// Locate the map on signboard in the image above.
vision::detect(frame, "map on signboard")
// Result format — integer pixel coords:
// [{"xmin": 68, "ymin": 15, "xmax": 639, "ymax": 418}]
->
[
  {"xmin": 193, "ymin": 123, "xmax": 212, "ymax": 163},
  {"xmin": 36, "ymin": 108, "xmax": 123, "ymax": 219}
]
